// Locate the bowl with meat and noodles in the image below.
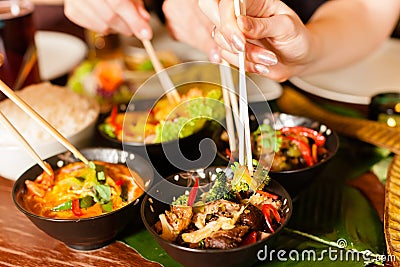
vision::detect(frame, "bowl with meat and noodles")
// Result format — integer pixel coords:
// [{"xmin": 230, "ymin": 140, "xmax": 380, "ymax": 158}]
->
[
  {"xmin": 0, "ymin": 82, "xmax": 100, "ymax": 180},
  {"xmin": 215, "ymin": 112, "xmax": 339, "ymax": 198},
  {"xmin": 12, "ymin": 147, "xmax": 154, "ymax": 250},
  {"xmin": 141, "ymin": 165, "xmax": 292, "ymax": 267},
  {"xmin": 97, "ymin": 82, "xmax": 225, "ymax": 176}
]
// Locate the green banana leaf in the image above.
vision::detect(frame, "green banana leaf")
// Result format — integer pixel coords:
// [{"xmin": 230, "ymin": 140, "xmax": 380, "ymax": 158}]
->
[{"xmin": 119, "ymin": 136, "xmax": 387, "ymax": 267}]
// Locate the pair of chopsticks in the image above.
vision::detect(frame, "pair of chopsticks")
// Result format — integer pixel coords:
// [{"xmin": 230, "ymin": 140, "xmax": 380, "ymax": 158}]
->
[
  {"xmin": 220, "ymin": 0, "xmax": 252, "ymax": 173},
  {"xmin": 141, "ymin": 39, "xmax": 180, "ymax": 104},
  {"xmin": 0, "ymin": 80, "xmax": 88, "ymax": 175}
]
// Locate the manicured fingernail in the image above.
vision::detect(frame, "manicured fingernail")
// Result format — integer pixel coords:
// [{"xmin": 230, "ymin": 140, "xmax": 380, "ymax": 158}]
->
[
  {"xmin": 255, "ymin": 64, "xmax": 270, "ymax": 75},
  {"xmin": 232, "ymin": 34, "xmax": 245, "ymax": 52},
  {"xmin": 209, "ymin": 48, "xmax": 221, "ymax": 63},
  {"xmin": 139, "ymin": 28, "xmax": 151, "ymax": 40},
  {"xmin": 258, "ymin": 53, "xmax": 278, "ymax": 65}
]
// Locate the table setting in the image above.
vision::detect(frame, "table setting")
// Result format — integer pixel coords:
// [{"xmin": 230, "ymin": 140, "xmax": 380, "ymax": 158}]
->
[{"xmin": 0, "ymin": 1, "xmax": 399, "ymax": 266}]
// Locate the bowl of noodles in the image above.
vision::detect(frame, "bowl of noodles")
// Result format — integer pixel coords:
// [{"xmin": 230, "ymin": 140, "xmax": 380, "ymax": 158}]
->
[{"xmin": 12, "ymin": 147, "xmax": 154, "ymax": 250}]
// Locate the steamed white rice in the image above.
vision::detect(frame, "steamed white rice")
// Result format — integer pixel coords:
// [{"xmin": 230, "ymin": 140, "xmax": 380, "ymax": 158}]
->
[{"xmin": 0, "ymin": 83, "xmax": 99, "ymax": 146}]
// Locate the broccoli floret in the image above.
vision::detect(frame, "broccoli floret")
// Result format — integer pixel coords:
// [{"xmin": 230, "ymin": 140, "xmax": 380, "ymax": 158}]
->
[
  {"xmin": 205, "ymin": 172, "xmax": 230, "ymax": 203},
  {"xmin": 172, "ymin": 194, "xmax": 189, "ymax": 206},
  {"xmin": 233, "ymin": 181, "xmax": 250, "ymax": 193}
]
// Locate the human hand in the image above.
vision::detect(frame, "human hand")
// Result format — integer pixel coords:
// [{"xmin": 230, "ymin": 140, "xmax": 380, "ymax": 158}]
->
[
  {"xmin": 199, "ymin": 0, "xmax": 313, "ymax": 81},
  {"xmin": 163, "ymin": 0, "xmax": 220, "ymax": 62},
  {"xmin": 64, "ymin": 0, "xmax": 152, "ymax": 39}
]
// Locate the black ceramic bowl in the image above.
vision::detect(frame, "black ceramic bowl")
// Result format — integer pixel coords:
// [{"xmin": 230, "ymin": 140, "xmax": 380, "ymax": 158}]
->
[
  {"xmin": 215, "ymin": 113, "xmax": 339, "ymax": 198},
  {"xmin": 141, "ymin": 166, "xmax": 292, "ymax": 267},
  {"xmin": 97, "ymin": 100, "xmax": 222, "ymax": 177},
  {"xmin": 12, "ymin": 147, "xmax": 154, "ymax": 250}
]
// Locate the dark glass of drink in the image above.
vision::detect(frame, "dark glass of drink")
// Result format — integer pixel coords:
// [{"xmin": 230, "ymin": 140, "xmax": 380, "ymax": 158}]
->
[{"xmin": 0, "ymin": 0, "xmax": 40, "ymax": 99}]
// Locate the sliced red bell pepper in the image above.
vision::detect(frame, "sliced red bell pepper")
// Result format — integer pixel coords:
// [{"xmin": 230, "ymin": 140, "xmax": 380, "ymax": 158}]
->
[
  {"xmin": 187, "ymin": 177, "xmax": 199, "ymax": 206},
  {"xmin": 241, "ymin": 231, "xmax": 257, "ymax": 246},
  {"xmin": 262, "ymin": 204, "xmax": 282, "ymax": 233},
  {"xmin": 285, "ymin": 136, "xmax": 314, "ymax": 167},
  {"xmin": 72, "ymin": 198, "xmax": 83, "ymax": 217},
  {"xmin": 263, "ymin": 204, "xmax": 281, "ymax": 223},
  {"xmin": 109, "ymin": 106, "xmax": 122, "ymax": 134},
  {"xmin": 262, "ymin": 205, "xmax": 275, "ymax": 233},
  {"xmin": 280, "ymin": 126, "xmax": 326, "ymax": 146},
  {"xmin": 256, "ymin": 190, "xmax": 279, "ymax": 200}
]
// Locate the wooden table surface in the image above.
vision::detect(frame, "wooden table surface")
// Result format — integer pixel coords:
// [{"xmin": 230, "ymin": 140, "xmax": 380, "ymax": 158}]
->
[{"xmin": 0, "ymin": 176, "xmax": 161, "ymax": 267}]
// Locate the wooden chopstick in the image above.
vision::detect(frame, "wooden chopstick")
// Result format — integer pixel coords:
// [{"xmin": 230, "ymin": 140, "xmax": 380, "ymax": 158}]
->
[
  {"xmin": 0, "ymin": 110, "xmax": 52, "ymax": 175},
  {"xmin": 234, "ymin": 0, "xmax": 252, "ymax": 173},
  {"xmin": 141, "ymin": 39, "xmax": 181, "ymax": 104},
  {"xmin": 0, "ymin": 80, "xmax": 89, "ymax": 165}
]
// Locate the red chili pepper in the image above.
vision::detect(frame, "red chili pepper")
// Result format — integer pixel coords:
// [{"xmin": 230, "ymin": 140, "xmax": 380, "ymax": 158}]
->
[
  {"xmin": 262, "ymin": 204, "xmax": 281, "ymax": 223},
  {"xmin": 187, "ymin": 177, "xmax": 199, "ymax": 206},
  {"xmin": 241, "ymin": 231, "xmax": 257, "ymax": 246},
  {"xmin": 280, "ymin": 126, "xmax": 326, "ymax": 146},
  {"xmin": 72, "ymin": 199, "xmax": 83, "ymax": 217},
  {"xmin": 109, "ymin": 105, "xmax": 123, "ymax": 133},
  {"xmin": 285, "ymin": 136, "xmax": 314, "ymax": 167},
  {"xmin": 115, "ymin": 179, "xmax": 124, "ymax": 186},
  {"xmin": 262, "ymin": 205, "xmax": 275, "ymax": 233},
  {"xmin": 256, "ymin": 190, "xmax": 279, "ymax": 200},
  {"xmin": 225, "ymin": 148, "xmax": 235, "ymax": 161},
  {"xmin": 311, "ymin": 143, "xmax": 318, "ymax": 164},
  {"xmin": 110, "ymin": 105, "xmax": 118, "ymax": 124}
]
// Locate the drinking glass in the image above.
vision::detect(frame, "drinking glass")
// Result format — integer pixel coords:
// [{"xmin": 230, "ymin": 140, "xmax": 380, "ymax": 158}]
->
[{"xmin": 0, "ymin": 0, "xmax": 40, "ymax": 99}]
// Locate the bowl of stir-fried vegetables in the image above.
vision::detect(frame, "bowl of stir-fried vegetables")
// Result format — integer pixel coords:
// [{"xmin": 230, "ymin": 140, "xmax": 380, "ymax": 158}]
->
[
  {"xmin": 97, "ymin": 83, "xmax": 225, "ymax": 177},
  {"xmin": 215, "ymin": 113, "xmax": 339, "ymax": 197},
  {"xmin": 12, "ymin": 147, "xmax": 154, "ymax": 250},
  {"xmin": 141, "ymin": 165, "xmax": 292, "ymax": 267}
]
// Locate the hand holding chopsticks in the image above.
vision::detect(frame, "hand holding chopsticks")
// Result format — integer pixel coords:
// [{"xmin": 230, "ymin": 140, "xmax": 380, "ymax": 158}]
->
[{"xmin": 0, "ymin": 80, "xmax": 89, "ymax": 166}]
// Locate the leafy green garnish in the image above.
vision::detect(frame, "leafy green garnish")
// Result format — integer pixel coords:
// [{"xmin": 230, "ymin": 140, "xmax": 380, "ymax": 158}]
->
[
  {"xmin": 253, "ymin": 124, "xmax": 282, "ymax": 153},
  {"xmin": 99, "ymin": 123, "xmax": 116, "ymax": 138},
  {"xmin": 97, "ymin": 171, "xmax": 106, "ymax": 181},
  {"xmin": 137, "ymin": 59, "xmax": 153, "ymax": 71},
  {"xmin": 51, "ymin": 200, "xmax": 72, "ymax": 211},
  {"xmin": 80, "ymin": 196, "xmax": 95, "ymax": 209},
  {"xmin": 101, "ymin": 201, "xmax": 113, "ymax": 212},
  {"xmin": 94, "ymin": 184, "xmax": 111, "ymax": 204}
]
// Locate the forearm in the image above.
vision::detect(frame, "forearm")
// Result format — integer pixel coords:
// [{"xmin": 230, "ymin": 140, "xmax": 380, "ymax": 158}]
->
[{"xmin": 301, "ymin": 0, "xmax": 400, "ymax": 76}]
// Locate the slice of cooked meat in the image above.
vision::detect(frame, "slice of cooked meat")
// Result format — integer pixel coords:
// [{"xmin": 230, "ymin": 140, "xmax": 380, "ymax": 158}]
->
[
  {"xmin": 165, "ymin": 205, "xmax": 193, "ymax": 232},
  {"xmin": 193, "ymin": 199, "xmax": 242, "ymax": 229},
  {"xmin": 238, "ymin": 204, "xmax": 266, "ymax": 231},
  {"xmin": 204, "ymin": 225, "xmax": 250, "ymax": 249}
]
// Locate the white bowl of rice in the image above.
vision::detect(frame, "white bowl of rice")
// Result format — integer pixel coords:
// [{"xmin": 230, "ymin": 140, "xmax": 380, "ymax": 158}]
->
[{"xmin": 0, "ymin": 83, "xmax": 100, "ymax": 180}]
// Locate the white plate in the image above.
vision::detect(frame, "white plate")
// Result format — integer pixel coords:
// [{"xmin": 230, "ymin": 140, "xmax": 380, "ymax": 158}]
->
[
  {"xmin": 289, "ymin": 38, "xmax": 400, "ymax": 105},
  {"xmin": 133, "ymin": 62, "xmax": 282, "ymax": 102},
  {"xmin": 35, "ymin": 31, "xmax": 87, "ymax": 81},
  {"xmin": 247, "ymin": 72, "xmax": 282, "ymax": 102}
]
